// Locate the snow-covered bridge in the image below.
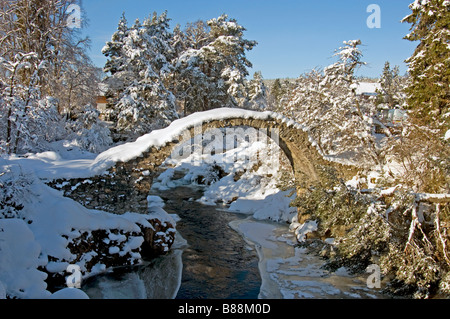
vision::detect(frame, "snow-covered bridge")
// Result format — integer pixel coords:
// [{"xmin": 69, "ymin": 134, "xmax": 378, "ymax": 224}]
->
[{"xmin": 50, "ymin": 108, "xmax": 353, "ymax": 215}]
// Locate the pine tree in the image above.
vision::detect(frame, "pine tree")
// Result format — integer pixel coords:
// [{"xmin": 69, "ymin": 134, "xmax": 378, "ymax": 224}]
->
[
  {"xmin": 377, "ymin": 61, "xmax": 407, "ymax": 109},
  {"xmin": 402, "ymin": 0, "xmax": 450, "ymax": 130},
  {"xmin": 285, "ymin": 40, "xmax": 381, "ymax": 165},
  {"xmin": 172, "ymin": 20, "xmax": 211, "ymax": 115},
  {"xmin": 103, "ymin": 12, "xmax": 178, "ymax": 139},
  {"xmin": 172, "ymin": 15, "xmax": 256, "ymax": 114},
  {"xmin": 103, "ymin": 13, "xmax": 129, "ymax": 77},
  {"xmin": 246, "ymin": 71, "xmax": 268, "ymax": 110},
  {"xmin": 269, "ymin": 79, "xmax": 283, "ymax": 109},
  {"xmin": 206, "ymin": 14, "xmax": 257, "ymax": 108}
]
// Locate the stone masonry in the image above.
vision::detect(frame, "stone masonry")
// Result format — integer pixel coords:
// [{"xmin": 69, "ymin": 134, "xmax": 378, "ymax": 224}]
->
[{"xmin": 48, "ymin": 115, "xmax": 356, "ymax": 216}]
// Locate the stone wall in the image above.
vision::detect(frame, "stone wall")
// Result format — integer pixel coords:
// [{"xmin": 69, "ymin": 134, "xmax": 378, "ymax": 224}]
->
[{"xmin": 48, "ymin": 115, "xmax": 356, "ymax": 216}]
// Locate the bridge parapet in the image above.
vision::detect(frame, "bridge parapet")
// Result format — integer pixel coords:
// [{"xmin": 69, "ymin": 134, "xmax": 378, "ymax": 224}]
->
[{"xmin": 48, "ymin": 108, "xmax": 356, "ymax": 215}]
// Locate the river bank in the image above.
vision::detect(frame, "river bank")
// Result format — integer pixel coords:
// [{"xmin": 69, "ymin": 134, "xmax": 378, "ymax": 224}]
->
[{"xmin": 81, "ymin": 184, "xmax": 386, "ymax": 299}]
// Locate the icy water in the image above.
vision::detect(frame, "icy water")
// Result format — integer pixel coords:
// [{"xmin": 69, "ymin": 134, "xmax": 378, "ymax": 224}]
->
[
  {"xmin": 82, "ymin": 185, "xmax": 385, "ymax": 299},
  {"xmin": 161, "ymin": 186, "xmax": 262, "ymax": 299}
]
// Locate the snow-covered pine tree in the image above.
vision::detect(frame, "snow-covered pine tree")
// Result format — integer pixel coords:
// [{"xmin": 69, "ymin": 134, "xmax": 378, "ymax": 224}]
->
[
  {"xmin": 103, "ymin": 12, "xmax": 178, "ymax": 139},
  {"xmin": 377, "ymin": 61, "xmax": 406, "ymax": 109},
  {"xmin": 173, "ymin": 20, "xmax": 213, "ymax": 115},
  {"xmin": 135, "ymin": 11, "xmax": 178, "ymax": 129},
  {"xmin": 385, "ymin": 0, "xmax": 450, "ymax": 195},
  {"xmin": 102, "ymin": 12, "xmax": 131, "ymax": 117},
  {"xmin": 103, "ymin": 13, "xmax": 130, "ymax": 78},
  {"xmin": 206, "ymin": 14, "xmax": 257, "ymax": 108},
  {"xmin": 246, "ymin": 71, "xmax": 268, "ymax": 110},
  {"xmin": 284, "ymin": 40, "xmax": 381, "ymax": 165},
  {"xmin": 402, "ymin": 0, "xmax": 450, "ymax": 130},
  {"xmin": 268, "ymin": 79, "xmax": 284, "ymax": 110},
  {"xmin": 173, "ymin": 15, "xmax": 256, "ymax": 114}
]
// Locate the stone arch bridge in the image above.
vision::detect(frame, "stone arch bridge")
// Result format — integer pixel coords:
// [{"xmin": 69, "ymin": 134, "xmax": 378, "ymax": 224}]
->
[{"xmin": 49, "ymin": 108, "xmax": 355, "ymax": 215}]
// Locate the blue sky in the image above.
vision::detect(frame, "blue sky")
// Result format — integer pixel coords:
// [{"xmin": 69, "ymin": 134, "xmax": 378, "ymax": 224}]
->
[{"xmin": 80, "ymin": 0, "xmax": 417, "ymax": 79}]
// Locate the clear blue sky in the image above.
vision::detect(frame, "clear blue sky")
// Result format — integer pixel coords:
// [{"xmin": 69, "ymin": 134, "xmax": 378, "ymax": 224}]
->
[{"xmin": 80, "ymin": 0, "xmax": 417, "ymax": 79}]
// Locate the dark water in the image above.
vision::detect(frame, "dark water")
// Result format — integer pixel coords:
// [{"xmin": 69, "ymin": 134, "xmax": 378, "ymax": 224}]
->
[
  {"xmin": 82, "ymin": 185, "xmax": 262, "ymax": 299},
  {"xmin": 153, "ymin": 186, "xmax": 262, "ymax": 299}
]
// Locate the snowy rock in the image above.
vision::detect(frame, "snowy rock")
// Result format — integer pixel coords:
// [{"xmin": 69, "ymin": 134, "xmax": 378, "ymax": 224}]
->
[
  {"xmin": 293, "ymin": 220, "xmax": 319, "ymax": 243},
  {"xmin": 0, "ymin": 218, "xmax": 51, "ymax": 299},
  {"xmin": 49, "ymin": 288, "xmax": 90, "ymax": 299}
]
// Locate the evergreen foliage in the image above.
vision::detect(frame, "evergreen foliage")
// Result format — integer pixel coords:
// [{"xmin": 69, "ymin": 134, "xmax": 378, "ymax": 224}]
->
[
  {"xmin": 102, "ymin": 11, "xmax": 178, "ymax": 139},
  {"xmin": 275, "ymin": 40, "xmax": 381, "ymax": 165},
  {"xmin": 402, "ymin": 0, "xmax": 450, "ymax": 130},
  {"xmin": 103, "ymin": 12, "xmax": 259, "ymax": 137},
  {"xmin": 376, "ymin": 61, "xmax": 408, "ymax": 109},
  {"xmin": 246, "ymin": 71, "xmax": 268, "ymax": 110}
]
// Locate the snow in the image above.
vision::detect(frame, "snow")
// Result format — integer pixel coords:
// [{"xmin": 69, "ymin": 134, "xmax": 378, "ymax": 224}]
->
[
  {"xmin": 49, "ymin": 288, "xmax": 90, "ymax": 299},
  {"xmin": 152, "ymin": 125, "xmax": 298, "ymax": 224},
  {"xmin": 355, "ymin": 82, "xmax": 381, "ymax": 96},
  {"xmin": 230, "ymin": 219, "xmax": 379, "ymax": 299},
  {"xmin": 0, "ymin": 153, "xmax": 174, "ymax": 299},
  {"xmin": 0, "ymin": 107, "xmax": 346, "ymax": 299},
  {"xmin": 291, "ymin": 220, "xmax": 318, "ymax": 243},
  {"xmin": 91, "ymin": 108, "xmax": 306, "ymax": 175},
  {"xmin": 0, "ymin": 218, "xmax": 50, "ymax": 299},
  {"xmin": 228, "ymin": 191, "xmax": 296, "ymax": 223}
]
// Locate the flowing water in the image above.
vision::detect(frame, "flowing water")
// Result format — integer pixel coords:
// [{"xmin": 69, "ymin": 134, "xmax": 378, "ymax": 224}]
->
[{"xmin": 82, "ymin": 185, "xmax": 385, "ymax": 299}]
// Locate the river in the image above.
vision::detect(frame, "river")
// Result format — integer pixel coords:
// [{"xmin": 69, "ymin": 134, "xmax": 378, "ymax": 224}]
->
[{"xmin": 81, "ymin": 185, "xmax": 385, "ymax": 299}]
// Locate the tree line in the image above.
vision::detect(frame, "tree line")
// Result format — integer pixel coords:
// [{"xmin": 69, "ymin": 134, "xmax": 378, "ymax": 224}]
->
[
  {"xmin": 0, "ymin": 0, "xmax": 110, "ymax": 154},
  {"xmin": 101, "ymin": 11, "xmax": 267, "ymax": 140},
  {"xmin": 270, "ymin": 0, "xmax": 449, "ymax": 298}
]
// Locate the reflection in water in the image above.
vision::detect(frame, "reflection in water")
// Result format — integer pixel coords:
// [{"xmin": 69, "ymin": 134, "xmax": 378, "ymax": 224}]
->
[
  {"xmin": 157, "ymin": 186, "xmax": 262, "ymax": 299},
  {"xmin": 82, "ymin": 235, "xmax": 185, "ymax": 299},
  {"xmin": 82, "ymin": 185, "xmax": 262, "ymax": 299}
]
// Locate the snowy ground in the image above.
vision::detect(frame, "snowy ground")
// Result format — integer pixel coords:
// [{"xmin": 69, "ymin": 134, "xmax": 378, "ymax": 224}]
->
[
  {"xmin": 0, "ymin": 141, "xmax": 176, "ymax": 299},
  {"xmin": 150, "ymin": 136, "xmax": 383, "ymax": 299},
  {"xmin": 0, "ymin": 108, "xmax": 375, "ymax": 299}
]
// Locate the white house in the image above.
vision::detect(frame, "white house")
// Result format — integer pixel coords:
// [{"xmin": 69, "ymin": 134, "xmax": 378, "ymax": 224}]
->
[{"xmin": 354, "ymin": 82, "xmax": 382, "ymax": 97}]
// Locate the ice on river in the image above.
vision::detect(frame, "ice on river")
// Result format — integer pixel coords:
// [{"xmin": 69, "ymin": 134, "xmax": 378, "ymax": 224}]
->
[
  {"xmin": 82, "ymin": 231, "xmax": 187, "ymax": 299},
  {"xmin": 230, "ymin": 218, "xmax": 382, "ymax": 299}
]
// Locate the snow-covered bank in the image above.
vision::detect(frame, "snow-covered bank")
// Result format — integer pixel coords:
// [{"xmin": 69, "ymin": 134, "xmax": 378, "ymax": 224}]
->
[
  {"xmin": 82, "ymin": 231, "xmax": 186, "ymax": 299},
  {"xmin": 230, "ymin": 218, "xmax": 382, "ymax": 299},
  {"xmin": 0, "ymin": 155, "xmax": 176, "ymax": 299}
]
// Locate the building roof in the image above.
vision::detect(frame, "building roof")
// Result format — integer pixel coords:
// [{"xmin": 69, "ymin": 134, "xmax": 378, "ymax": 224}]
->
[{"xmin": 355, "ymin": 82, "xmax": 381, "ymax": 96}]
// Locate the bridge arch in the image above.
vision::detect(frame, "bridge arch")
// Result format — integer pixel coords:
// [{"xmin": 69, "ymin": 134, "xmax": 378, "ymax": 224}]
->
[{"xmin": 50, "ymin": 108, "xmax": 350, "ymax": 215}]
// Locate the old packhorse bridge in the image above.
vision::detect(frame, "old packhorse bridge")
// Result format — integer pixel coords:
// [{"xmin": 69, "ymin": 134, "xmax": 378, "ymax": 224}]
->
[{"xmin": 49, "ymin": 108, "xmax": 355, "ymax": 215}]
